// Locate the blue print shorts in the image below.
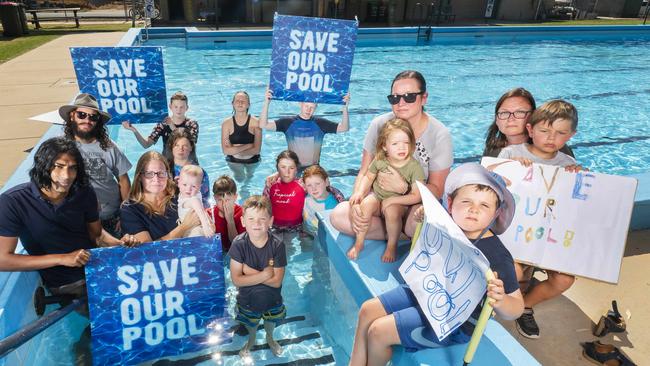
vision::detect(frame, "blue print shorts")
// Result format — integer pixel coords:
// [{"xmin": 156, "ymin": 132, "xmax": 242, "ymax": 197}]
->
[{"xmin": 378, "ymin": 284, "xmax": 471, "ymax": 352}]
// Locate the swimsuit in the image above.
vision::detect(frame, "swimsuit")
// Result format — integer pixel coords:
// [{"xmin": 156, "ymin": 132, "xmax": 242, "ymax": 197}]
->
[{"xmin": 226, "ymin": 114, "xmax": 260, "ymax": 164}]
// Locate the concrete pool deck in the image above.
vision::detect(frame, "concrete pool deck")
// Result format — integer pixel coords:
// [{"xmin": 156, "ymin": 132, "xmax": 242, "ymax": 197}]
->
[{"xmin": 0, "ymin": 32, "xmax": 648, "ymax": 365}]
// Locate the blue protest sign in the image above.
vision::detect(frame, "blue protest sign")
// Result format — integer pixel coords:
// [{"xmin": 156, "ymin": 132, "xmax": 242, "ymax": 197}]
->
[
  {"xmin": 70, "ymin": 47, "xmax": 168, "ymax": 125},
  {"xmin": 399, "ymin": 182, "xmax": 490, "ymax": 341},
  {"xmin": 269, "ymin": 15, "xmax": 358, "ymax": 105},
  {"xmin": 85, "ymin": 236, "xmax": 229, "ymax": 366}
]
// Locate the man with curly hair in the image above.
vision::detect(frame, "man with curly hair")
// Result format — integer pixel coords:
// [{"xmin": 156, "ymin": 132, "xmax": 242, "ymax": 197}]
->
[{"xmin": 62, "ymin": 93, "xmax": 132, "ymax": 237}]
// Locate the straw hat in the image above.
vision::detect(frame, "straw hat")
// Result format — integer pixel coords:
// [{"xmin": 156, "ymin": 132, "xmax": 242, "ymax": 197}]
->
[
  {"xmin": 58, "ymin": 93, "xmax": 111, "ymax": 124},
  {"xmin": 443, "ymin": 163, "xmax": 515, "ymax": 235}
]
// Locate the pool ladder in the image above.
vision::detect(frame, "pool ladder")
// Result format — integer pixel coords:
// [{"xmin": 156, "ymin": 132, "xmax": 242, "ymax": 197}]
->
[{"xmin": 417, "ymin": 25, "xmax": 432, "ymax": 41}]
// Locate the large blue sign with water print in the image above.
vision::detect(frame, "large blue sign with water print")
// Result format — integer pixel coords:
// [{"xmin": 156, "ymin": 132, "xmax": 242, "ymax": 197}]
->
[
  {"xmin": 269, "ymin": 15, "xmax": 358, "ymax": 105},
  {"xmin": 85, "ymin": 235, "xmax": 229, "ymax": 366},
  {"xmin": 70, "ymin": 47, "xmax": 168, "ymax": 125}
]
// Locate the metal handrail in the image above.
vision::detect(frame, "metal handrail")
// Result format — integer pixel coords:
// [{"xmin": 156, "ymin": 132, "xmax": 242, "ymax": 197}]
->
[{"xmin": 0, "ymin": 298, "xmax": 83, "ymax": 358}]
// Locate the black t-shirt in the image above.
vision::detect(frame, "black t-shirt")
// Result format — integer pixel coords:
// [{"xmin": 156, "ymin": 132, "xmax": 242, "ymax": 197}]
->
[
  {"xmin": 461, "ymin": 235, "xmax": 519, "ymax": 335},
  {"xmin": 0, "ymin": 182, "xmax": 98, "ymax": 288},
  {"xmin": 229, "ymin": 231, "xmax": 287, "ymax": 312},
  {"xmin": 120, "ymin": 198, "xmax": 179, "ymax": 241}
]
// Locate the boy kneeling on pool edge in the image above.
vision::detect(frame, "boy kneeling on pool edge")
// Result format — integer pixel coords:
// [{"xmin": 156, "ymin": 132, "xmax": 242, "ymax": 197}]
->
[
  {"xmin": 229, "ymin": 195, "xmax": 287, "ymax": 359},
  {"xmin": 348, "ymin": 163, "xmax": 524, "ymax": 366}
]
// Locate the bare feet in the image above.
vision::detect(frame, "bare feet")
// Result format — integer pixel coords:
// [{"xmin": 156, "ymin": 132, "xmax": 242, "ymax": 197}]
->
[
  {"xmin": 239, "ymin": 347, "xmax": 251, "ymax": 360},
  {"xmin": 267, "ymin": 336, "xmax": 283, "ymax": 356},
  {"xmin": 347, "ymin": 243, "xmax": 363, "ymax": 260},
  {"xmin": 381, "ymin": 243, "xmax": 397, "ymax": 263}
]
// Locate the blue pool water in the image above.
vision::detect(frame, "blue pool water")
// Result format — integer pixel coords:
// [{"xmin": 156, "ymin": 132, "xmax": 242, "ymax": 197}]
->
[
  {"xmin": 29, "ymin": 34, "xmax": 650, "ymax": 365},
  {"xmin": 122, "ymin": 37, "xmax": 650, "ymax": 195}
]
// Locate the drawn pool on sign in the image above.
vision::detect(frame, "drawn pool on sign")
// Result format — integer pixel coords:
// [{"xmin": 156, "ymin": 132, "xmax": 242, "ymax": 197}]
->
[{"xmin": 400, "ymin": 182, "xmax": 490, "ymax": 341}]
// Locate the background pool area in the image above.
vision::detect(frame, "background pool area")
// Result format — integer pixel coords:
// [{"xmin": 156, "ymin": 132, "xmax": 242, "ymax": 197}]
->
[{"xmin": 115, "ymin": 35, "xmax": 650, "ymax": 198}]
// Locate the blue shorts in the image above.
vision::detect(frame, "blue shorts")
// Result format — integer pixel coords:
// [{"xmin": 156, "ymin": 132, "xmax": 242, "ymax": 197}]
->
[
  {"xmin": 378, "ymin": 284, "xmax": 471, "ymax": 352},
  {"xmin": 235, "ymin": 303, "xmax": 286, "ymax": 328}
]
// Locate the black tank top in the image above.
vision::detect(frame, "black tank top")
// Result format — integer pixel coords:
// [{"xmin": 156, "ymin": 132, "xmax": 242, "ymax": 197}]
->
[{"xmin": 229, "ymin": 115, "xmax": 255, "ymax": 145}]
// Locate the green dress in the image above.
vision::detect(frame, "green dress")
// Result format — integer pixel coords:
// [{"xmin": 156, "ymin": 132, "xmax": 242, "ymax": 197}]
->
[{"xmin": 368, "ymin": 158, "xmax": 425, "ymax": 201}]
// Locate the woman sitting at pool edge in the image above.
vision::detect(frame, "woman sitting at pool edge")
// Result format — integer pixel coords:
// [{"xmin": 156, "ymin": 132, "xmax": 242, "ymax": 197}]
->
[
  {"xmin": 484, "ymin": 87, "xmax": 574, "ymax": 158},
  {"xmin": 330, "ymin": 70, "xmax": 453, "ymax": 244}
]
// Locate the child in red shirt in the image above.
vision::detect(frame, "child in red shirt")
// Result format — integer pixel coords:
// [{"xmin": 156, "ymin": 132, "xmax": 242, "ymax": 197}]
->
[
  {"xmin": 207, "ymin": 175, "xmax": 244, "ymax": 252},
  {"xmin": 263, "ymin": 150, "xmax": 305, "ymax": 233}
]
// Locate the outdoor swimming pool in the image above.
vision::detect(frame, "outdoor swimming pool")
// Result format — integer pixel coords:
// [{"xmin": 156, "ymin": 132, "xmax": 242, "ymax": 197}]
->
[
  {"xmin": 127, "ymin": 35, "xmax": 650, "ymax": 195},
  {"xmin": 10, "ymin": 27, "xmax": 650, "ymax": 365}
]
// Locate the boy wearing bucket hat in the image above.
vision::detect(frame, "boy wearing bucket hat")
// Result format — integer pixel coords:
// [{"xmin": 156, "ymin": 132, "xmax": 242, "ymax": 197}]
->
[
  {"xmin": 60, "ymin": 93, "xmax": 132, "ymax": 237},
  {"xmin": 349, "ymin": 163, "xmax": 524, "ymax": 366}
]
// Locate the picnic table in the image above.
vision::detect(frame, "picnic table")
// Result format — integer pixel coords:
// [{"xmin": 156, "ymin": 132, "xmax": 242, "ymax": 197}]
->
[{"xmin": 26, "ymin": 7, "xmax": 80, "ymax": 29}]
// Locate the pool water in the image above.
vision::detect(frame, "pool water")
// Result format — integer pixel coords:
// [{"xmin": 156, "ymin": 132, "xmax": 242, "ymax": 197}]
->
[{"xmin": 34, "ymin": 36, "xmax": 650, "ymax": 365}]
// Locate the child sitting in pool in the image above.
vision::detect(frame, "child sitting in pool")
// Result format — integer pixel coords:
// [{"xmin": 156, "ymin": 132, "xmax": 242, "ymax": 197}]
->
[
  {"xmin": 229, "ymin": 195, "xmax": 287, "ymax": 359},
  {"xmin": 176, "ymin": 165, "xmax": 214, "ymax": 238},
  {"xmin": 263, "ymin": 150, "xmax": 306, "ymax": 233},
  {"xmin": 496, "ymin": 99, "xmax": 584, "ymax": 339},
  {"xmin": 347, "ymin": 118, "xmax": 425, "ymax": 263},
  {"xmin": 349, "ymin": 163, "xmax": 524, "ymax": 365},
  {"xmin": 301, "ymin": 165, "xmax": 345, "ymax": 237}
]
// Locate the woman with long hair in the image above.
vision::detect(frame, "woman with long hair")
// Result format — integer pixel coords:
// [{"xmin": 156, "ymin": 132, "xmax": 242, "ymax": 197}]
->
[
  {"xmin": 120, "ymin": 151, "xmax": 200, "ymax": 242},
  {"xmin": 165, "ymin": 129, "xmax": 210, "ymax": 207},
  {"xmin": 483, "ymin": 87, "xmax": 574, "ymax": 157}
]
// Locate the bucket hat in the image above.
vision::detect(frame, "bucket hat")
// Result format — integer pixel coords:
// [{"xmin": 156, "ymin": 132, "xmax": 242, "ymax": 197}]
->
[
  {"xmin": 443, "ymin": 163, "xmax": 515, "ymax": 235},
  {"xmin": 58, "ymin": 93, "xmax": 111, "ymax": 124}
]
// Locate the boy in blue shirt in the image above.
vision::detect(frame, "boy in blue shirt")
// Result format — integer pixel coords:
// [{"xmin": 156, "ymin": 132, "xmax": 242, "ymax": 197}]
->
[
  {"xmin": 258, "ymin": 88, "xmax": 350, "ymax": 168},
  {"xmin": 349, "ymin": 163, "xmax": 524, "ymax": 365},
  {"xmin": 229, "ymin": 195, "xmax": 287, "ymax": 359}
]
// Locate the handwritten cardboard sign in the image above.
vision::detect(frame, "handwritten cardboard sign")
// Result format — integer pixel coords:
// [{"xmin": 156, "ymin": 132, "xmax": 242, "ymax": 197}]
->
[
  {"xmin": 70, "ymin": 47, "xmax": 168, "ymax": 125},
  {"xmin": 85, "ymin": 236, "xmax": 229, "ymax": 365},
  {"xmin": 269, "ymin": 14, "xmax": 357, "ymax": 105},
  {"xmin": 481, "ymin": 157, "xmax": 637, "ymax": 284},
  {"xmin": 399, "ymin": 182, "xmax": 490, "ymax": 341}
]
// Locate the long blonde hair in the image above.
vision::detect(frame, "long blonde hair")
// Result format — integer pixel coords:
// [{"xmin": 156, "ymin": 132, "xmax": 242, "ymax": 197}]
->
[
  {"xmin": 374, "ymin": 118, "xmax": 416, "ymax": 161},
  {"xmin": 129, "ymin": 151, "xmax": 177, "ymax": 215}
]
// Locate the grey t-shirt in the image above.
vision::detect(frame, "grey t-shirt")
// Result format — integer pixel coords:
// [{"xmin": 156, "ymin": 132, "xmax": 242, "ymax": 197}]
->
[
  {"xmin": 363, "ymin": 112, "xmax": 453, "ymax": 178},
  {"xmin": 76, "ymin": 140, "xmax": 132, "ymax": 219},
  {"xmin": 498, "ymin": 143, "xmax": 576, "ymax": 167}
]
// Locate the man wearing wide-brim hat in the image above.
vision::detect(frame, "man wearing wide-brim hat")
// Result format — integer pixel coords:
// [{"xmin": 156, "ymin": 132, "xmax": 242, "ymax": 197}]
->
[{"xmin": 60, "ymin": 93, "xmax": 132, "ymax": 238}]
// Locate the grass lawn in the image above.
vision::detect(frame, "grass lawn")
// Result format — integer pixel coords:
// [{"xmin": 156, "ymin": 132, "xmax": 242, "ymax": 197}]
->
[{"xmin": 0, "ymin": 23, "xmax": 131, "ymax": 64}]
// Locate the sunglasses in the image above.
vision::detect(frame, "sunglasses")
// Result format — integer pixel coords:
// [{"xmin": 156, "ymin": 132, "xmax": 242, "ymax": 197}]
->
[
  {"xmin": 387, "ymin": 91, "xmax": 424, "ymax": 105},
  {"xmin": 75, "ymin": 111, "xmax": 101, "ymax": 122},
  {"xmin": 142, "ymin": 171, "xmax": 169, "ymax": 179}
]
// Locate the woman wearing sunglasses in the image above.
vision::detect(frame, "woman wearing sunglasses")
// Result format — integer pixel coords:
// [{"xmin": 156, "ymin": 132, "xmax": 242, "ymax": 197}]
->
[
  {"xmin": 330, "ymin": 70, "xmax": 453, "ymax": 244},
  {"xmin": 120, "ymin": 151, "xmax": 201, "ymax": 243}
]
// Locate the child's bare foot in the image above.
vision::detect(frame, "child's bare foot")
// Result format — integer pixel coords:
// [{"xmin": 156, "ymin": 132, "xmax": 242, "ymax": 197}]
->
[
  {"xmin": 347, "ymin": 245, "xmax": 361, "ymax": 260},
  {"xmin": 381, "ymin": 243, "xmax": 397, "ymax": 263},
  {"xmin": 239, "ymin": 347, "xmax": 251, "ymax": 360},
  {"xmin": 267, "ymin": 336, "xmax": 283, "ymax": 356}
]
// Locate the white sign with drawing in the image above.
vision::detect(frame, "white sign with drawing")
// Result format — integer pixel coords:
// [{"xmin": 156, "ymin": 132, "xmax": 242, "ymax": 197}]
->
[
  {"xmin": 399, "ymin": 181, "xmax": 490, "ymax": 341},
  {"xmin": 481, "ymin": 157, "xmax": 637, "ymax": 284}
]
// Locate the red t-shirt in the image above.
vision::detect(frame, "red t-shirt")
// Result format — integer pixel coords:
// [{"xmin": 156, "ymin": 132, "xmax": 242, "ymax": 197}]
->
[
  {"xmin": 207, "ymin": 204, "xmax": 244, "ymax": 252},
  {"xmin": 265, "ymin": 180, "xmax": 305, "ymax": 228}
]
